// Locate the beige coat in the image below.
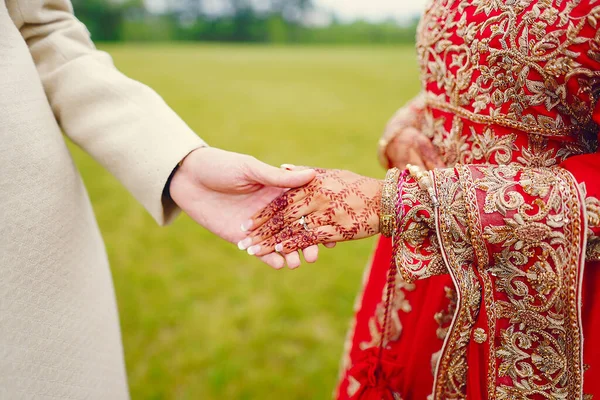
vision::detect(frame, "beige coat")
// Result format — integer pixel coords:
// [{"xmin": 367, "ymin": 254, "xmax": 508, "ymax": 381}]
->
[{"xmin": 0, "ymin": 0, "xmax": 205, "ymax": 398}]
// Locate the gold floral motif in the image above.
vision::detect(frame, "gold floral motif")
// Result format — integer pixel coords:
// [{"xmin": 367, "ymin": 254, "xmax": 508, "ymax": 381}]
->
[
  {"xmin": 473, "ymin": 328, "xmax": 487, "ymax": 344},
  {"xmin": 470, "ymin": 127, "xmax": 517, "ymax": 165},
  {"xmin": 585, "ymin": 191, "xmax": 600, "ymax": 228}
]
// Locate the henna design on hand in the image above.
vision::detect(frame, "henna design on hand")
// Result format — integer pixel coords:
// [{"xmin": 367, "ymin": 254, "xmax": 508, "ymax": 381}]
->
[{"xmin": 247, "ymin": 169, "xmax": 383, "ymax": 255}]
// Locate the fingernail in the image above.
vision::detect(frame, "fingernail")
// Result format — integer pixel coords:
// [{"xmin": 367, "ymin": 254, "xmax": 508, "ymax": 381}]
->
[
  {"xmin": 241, "ymin": 220, "xmax": 253, "ymax": 232},
  {"xmin": 280, "ymin": 164, "xmax": 295, "ymax": 170},
  {"xmin": 247, "ymin": 245, "xmax": 261, "ymax": 256},
  {"xmin": 275, "ymin": 243, "xmax": 283, "ymax": 252},
  {"xmin": 237, "ymin": 238, "xmax": 252, "ymax": 250}
]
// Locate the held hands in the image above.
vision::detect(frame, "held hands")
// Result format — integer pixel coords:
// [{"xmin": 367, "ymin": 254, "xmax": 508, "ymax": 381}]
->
[
  {"xmin": 169, "ymin": 147, "xmax": 322, "ymax": 269},
  {"xmin": 235, "ymin": 106, "xmax": 444, "ymax": 269},
  {"xmin": 239, "ymin": 168, "xmax": 384, "ymax": 265},
  {"xmin": 170, "ymin": 106, "xmax": 441, "ymax": 270}
]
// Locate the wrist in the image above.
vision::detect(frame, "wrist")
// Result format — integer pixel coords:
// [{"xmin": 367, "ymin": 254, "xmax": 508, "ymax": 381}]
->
[
  {"xmin": 364, "ymin": 179, "xmax": 385, "ymax": 236},
  {"xmin": 166, "ymin": 146, "xmax": 209, "ymax": 205},
  {"xmin": 162, "ymin": 161, "xmax": 183, "ymax": 202}
]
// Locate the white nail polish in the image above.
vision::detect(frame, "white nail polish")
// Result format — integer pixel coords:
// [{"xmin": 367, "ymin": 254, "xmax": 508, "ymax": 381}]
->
[
  {"xmin": 237, "ymin": 238, "xmax": 252, "ymax": 251},
  {"xmin": 241, "ymin": 220, "xmax": 253, "ymax": 232},
  {"xmin": 280, "ymin": 164, "xmax": 295, "ymax": 170},
  {"xmin": 247, "ymin": 245, "xmax": 261, "ymax": 256},
  {"xmin": 275, "ymin": 243, "xmax": 283, "ymax": 252}
]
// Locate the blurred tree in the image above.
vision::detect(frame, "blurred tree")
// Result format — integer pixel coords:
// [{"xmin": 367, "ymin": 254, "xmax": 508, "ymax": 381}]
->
[
  {"xmin": 72, "ymin": 0, "xmax": 418, "ymax": 45},
  {"xmin": 72, "ymin": 0, "xmax": 144, "ymax": 41}
]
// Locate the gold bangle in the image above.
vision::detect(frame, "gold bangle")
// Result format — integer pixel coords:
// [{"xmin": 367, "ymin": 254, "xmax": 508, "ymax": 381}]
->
[
  {"xmin": 380, "ymin": 168, "xmax": 400, "ymax": 237},
  {"xmin": 407, "ymin": 164, "xmax": 439, "ymax": 208}
]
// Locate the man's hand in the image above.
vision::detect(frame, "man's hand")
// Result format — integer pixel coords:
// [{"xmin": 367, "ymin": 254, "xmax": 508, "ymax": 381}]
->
[{"xmin": 169, "ymin": 147, "xmax": 319, "ymax": 269}]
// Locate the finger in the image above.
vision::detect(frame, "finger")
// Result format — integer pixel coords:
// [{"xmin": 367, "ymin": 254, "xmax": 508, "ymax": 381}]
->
[
  {"xmin": 302, "ymin": 245, "xmax": 319, "ymax": 263},
  {"xmin": 406, "ymin": 148, "xmax": 426, "ymax": 169},
  {"xmin": 284, "ymin": 251, "xmax": 302, "ymax": 269},
  {"xmin": 416, "ymin": 135, "xmax": 444, "ymax": 170},
  {"xmin": 248, "ymin": 159, "xmax": 316, "ymax": 188},
  {"xmin": 324, "ymin": 242, "xmax": 337, "ymax": 248},
  {"xmin": 275, "ymin": 226, "xmax": 338, "ymax": 255},
  {"xmin": 243, "ymin": 188, "xmax": 306, "ymax": 233},
  {"xmin": 246, "ymin": 203, "xmax": 315, "ymax": 246},
  {"xmin": 387, "ymin": 137, "xmax": 425, "ymax": 170},
  {"xmin": 259, "ymin": 253, "xmax": 286, "ymax": 270},
  {"xmin": 249, "ymin": 224, "xmax": 305, "ymax": 257},
  {"xmin": 281, "ymin": 164, "xmax": 309, "ymax": 171},
  {"xmin": 281, "ymin": 164, "xmax": 327, "ymax": 174}
]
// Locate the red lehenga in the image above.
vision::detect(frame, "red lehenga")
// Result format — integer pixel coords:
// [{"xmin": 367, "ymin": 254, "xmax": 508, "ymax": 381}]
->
[{"xmin": 335, "ymin": 1, "xmax": 600, "ymax": 399}]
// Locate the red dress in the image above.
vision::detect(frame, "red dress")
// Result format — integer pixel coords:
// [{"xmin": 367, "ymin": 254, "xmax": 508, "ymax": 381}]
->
[{"xmin": 336, "ymin": 1, "xmax": 600, "ymax": 398}]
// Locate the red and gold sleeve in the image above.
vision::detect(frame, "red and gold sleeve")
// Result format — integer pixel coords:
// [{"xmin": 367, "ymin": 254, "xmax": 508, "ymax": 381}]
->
[
  {"xmin": 393, "ymin": 162, "xmax": 595, "ymax": 281},
  {"xmin": 392, "ymin": 162, "xmax": 590, "ymax": 397}
]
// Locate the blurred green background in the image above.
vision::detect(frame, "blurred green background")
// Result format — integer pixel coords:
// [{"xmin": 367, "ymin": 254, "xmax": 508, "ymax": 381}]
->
[
  {"xmin": 67, "ymin": 43, "xmax": 420, "ymax": 399},
  {"xmin": 72, "ymin": 0, "xmax": 419, "ymax": 44}
]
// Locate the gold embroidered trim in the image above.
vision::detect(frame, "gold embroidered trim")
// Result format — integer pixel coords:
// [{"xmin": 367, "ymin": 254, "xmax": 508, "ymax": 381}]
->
[
  {"xmin": 426, "ymin": 96, "xmax": 576, "ymax": 138},
  {"xmin": 431, "ymin": 168, "xmax": 478, "ymax": 399},
  {"xmin": 457, "ymin": 164, "xmax": 498, "ymax": 400},
  {"xmin": 429, "ymin": 165, "xmax": 585, "ymax": 399}
]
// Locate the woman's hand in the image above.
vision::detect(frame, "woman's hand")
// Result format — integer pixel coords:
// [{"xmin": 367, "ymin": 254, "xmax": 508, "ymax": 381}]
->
[
  {"xmin": 239, "ymin": 169, "xmax": 383, "ymax": 263},
  {"xmin": 384, "ymin": 126, "xmax": 444, "ymax": 170},
  {"xmin": 379, "ymin": 101, "xmax": 444, "ymax": 170}
]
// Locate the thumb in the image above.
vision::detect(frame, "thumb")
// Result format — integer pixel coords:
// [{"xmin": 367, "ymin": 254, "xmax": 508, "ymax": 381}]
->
[{"xmin": 249, "ymin": 160, "xmax": 316, "ymax": 188}]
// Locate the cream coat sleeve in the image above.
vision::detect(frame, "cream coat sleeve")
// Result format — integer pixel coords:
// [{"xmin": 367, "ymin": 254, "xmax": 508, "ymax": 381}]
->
[{"xmin": 6, "ymin": 0, "xmax": 206, "ymax": 225}]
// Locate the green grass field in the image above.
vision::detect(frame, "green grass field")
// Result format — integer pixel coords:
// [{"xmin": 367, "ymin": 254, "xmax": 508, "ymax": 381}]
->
[{"xmin": 71, "ymin": 44, "xmax": 420, "ymax": 399}]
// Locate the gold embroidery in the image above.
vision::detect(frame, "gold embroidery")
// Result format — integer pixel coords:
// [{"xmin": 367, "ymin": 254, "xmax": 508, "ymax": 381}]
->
[
  {"xmin": 396, "ymin": 176, "xmax": 446, "ymax": 282},
  {"xmin": 578, "ymin": 184, "xmax": 600, "ymax": 260},
  {"xmin": 473, "ymin": 328, "xmax": 488, "ymax": 344},
  {"xmin": 587, "ymin": 198, "xmax": 600, "ymax": 227},
  {"xmin": 430, "ymin": 168, "xmax": 480, "ymax": 399},
  {"xmin": 417, "ymin": 0, "xmax": 600, "ymax": 141},
  {"xmin": 431, "ymin": 286, "xmax": 458, "ymax": 380},
  {"xmin": 414, "ymin": 0, "xmax": 599, "ymax": 193},
  {"xmin": 434, "ymin": 286, "xmax": 458, "ymax": 341},
  {"xmin": 456, "ymin": 164, "xmax": 498, "ymax": 399},
  {"xmin": 431, "ymin": 165, "xmax": 585, "ymax": 399}
]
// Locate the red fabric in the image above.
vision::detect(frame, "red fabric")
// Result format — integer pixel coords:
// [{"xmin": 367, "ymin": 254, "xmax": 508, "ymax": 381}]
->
[
  {"xmin": 347, "ymin": 347, "xmax": 404, "ymax": 400},
  {"xmin": 336, "ymin": 238, "xmax": 454, "ymax": 400}
]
